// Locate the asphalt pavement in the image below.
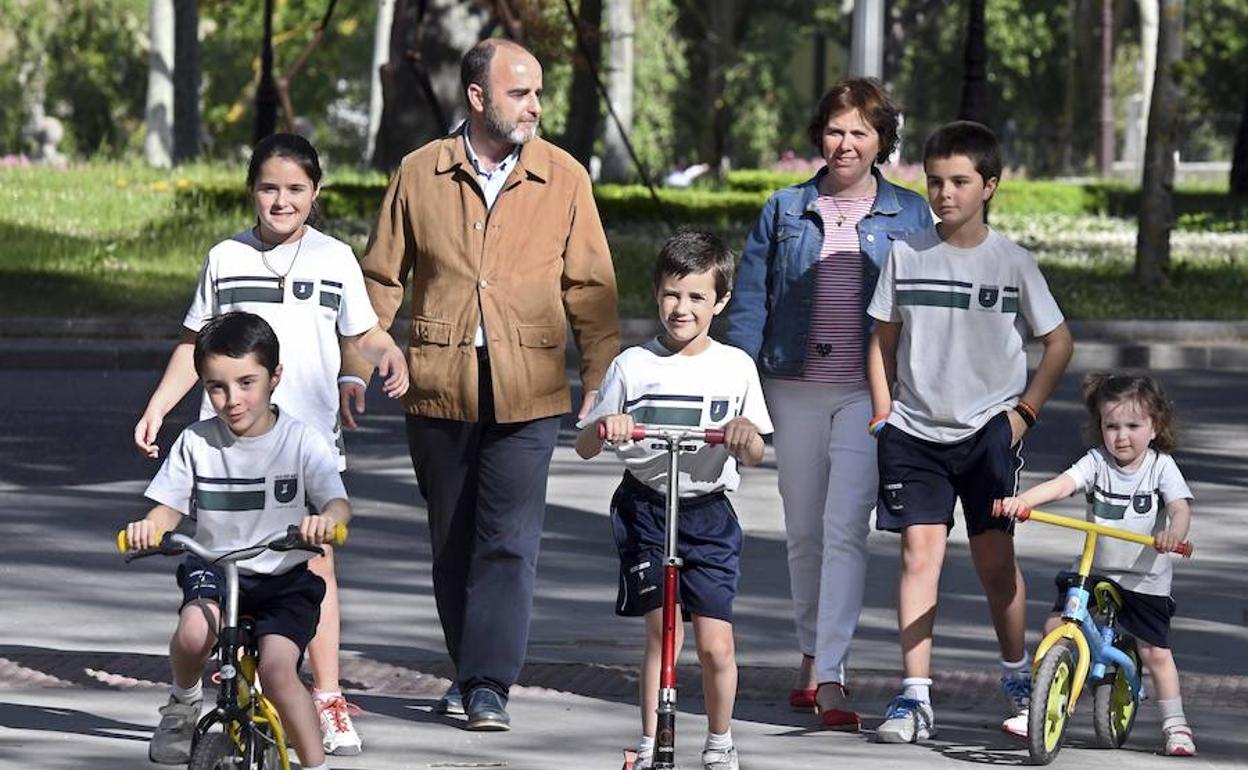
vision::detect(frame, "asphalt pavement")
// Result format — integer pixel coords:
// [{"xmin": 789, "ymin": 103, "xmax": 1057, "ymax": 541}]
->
[{"xmin": 1, "ymin": 350, "xmax": 1246, "ymax": 768}]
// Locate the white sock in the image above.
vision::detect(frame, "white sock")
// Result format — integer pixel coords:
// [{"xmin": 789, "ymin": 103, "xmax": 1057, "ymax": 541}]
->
[
  {"xmin": 313, "ymin": 689, "xmax": 342, "ymax": 703},
  {"xmin": 302, "ymin": 764, "xmax": 328, "ymax": 770},
  {"xmin": 637, "ymin": 734, "xmax": 654, "ymax": 756},
  {"xmin": 172, "ymin": 681, "xmax": 202, "ymax": 704},
  {"xmin": 1001, "ymin": 654, "xmax": 1030, "ymax": 678},
  {"xmin": 902, "ymin": 677, "xmax": 933, "ymax": 704},
  {"xmin": 704, "ymin": 728, "xmax": 733, "ymax": 751},
  {"xmin": 1158, "ymin": 697, "xmax": 1187, "ymax": 732}
]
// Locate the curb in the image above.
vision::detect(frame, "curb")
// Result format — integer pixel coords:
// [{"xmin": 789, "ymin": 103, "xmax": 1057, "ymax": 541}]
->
[
  {"xmin": 3, "ymin": 649, "xmax": 1245, "ymax": 709},
  {"xmin": 2, "ymin": 318, "xmax": 1247, "ymax": 371}
]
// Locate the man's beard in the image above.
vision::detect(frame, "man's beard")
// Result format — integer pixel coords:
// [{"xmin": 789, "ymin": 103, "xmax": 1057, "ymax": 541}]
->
[{"xmin": 484, "ymin": 99, "xmax": 539, "ymax": 145}]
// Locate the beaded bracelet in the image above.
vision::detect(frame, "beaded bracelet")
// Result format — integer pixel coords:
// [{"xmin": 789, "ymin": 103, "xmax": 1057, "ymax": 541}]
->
[{"xmin": 1013, "ymin": 400, "xmax": 1038, "ymax": 428}]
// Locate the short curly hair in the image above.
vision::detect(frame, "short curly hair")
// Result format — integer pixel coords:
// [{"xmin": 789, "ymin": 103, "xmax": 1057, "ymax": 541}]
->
[
  {"xmin": 1081, "ymin": 373, "xmax": 1178, "ymax": 453},
  {"xmin": 806, "ymin": 78, "xmax": 901, "ymax": 164}
]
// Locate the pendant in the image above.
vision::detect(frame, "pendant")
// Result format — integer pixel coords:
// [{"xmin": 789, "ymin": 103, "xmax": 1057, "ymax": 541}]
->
[
  {"xmin": 837, "ymin": 215, "xmax": 846, "ymax": 227},
  {"xmin": 278, "ymin": 277, "xmax": 285, "ymax": 291}
]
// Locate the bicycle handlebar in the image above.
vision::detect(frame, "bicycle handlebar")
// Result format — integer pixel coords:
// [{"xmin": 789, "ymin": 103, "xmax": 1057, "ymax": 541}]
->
[
  {"xmin": 597, "ymin": 422, "xmax": 726, "ymax": 444},
  {"xmin": 994, "ymin": 501, "xmax": 1192, "ymax": 557},
  {"xmin": 117, "ymin": 522, "xmax": 349, "ymax": 562}
]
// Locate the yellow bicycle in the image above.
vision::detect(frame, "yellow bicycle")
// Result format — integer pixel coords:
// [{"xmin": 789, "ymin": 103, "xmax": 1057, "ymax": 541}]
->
[
  {"xmin": 119, "ymin": 524, "xmax": 346, "ymax": 770},
  {"xmin": 1003, "ymin": 505, "xmax": 1191, "ymax": 765}
]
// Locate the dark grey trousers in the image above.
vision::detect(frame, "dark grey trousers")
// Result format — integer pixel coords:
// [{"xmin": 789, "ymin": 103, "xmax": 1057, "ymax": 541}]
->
[{"xmin": 404, "ymin": 352, "xmax": 560, "ymax": 697}]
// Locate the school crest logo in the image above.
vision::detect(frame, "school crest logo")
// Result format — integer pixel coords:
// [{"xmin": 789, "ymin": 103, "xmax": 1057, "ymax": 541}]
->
[
  {"xmin": 292, "ymin": 280, "xmax": 314, "ymax": 300},
  {"xmin": 1132, "ymin": 493, "xmax": 1153, "ymax": 514},
  {"xmin": 978, "ymin": 285, "xmax": 999, "ymax": 308},
  {"xmin": 274, "ymin": 476, "xmax": 299, "ymax": 504},
  {"xmin": 709, "ymin": 399, "xmax": 730, "ymax": 422},
  {"xmin": 815, "ymin": 343, "xmax": 833, "ymax": 358}
]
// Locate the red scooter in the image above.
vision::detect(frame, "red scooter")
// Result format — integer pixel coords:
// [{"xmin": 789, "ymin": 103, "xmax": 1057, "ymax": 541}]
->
[{"xmin": 601, "ymin": 423, "xmax": 725, "ymax": 770}]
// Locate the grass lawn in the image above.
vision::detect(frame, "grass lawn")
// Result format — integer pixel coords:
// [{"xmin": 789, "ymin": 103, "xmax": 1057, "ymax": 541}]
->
[{"xmin": 2, "ymin": 163, "xmax": 1245, "ymax": 321}]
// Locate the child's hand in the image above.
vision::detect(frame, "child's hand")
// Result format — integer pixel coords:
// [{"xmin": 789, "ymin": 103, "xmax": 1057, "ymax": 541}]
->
[
  {"xmin": 722, "ymin": 416, "xmax": 761, "ymax": 460},
  {"xmin": 1153, "ymin": 529, "xmax": 1185, "ymax": 554},
  {"xmin": 377, "ymin": 345, "xmax": 409, "ymax": 399},
  {"xmin": 339, "ymin": 379, "xmax": 367, "ymax": 430},
  {"xmin": 134, "ymin": 411, "xmax": 164, "ymax": 459},
  {"xmin": 300, "ymin": 514, "xmax": 338, "ymax": 545},
  {"xmin": 125, "ymin": 519, "xmax": 163, "ymax": 550},
  {"xmin": 993, "ymin": 497, "xmax": 1029, "ymax": 519},
  {"xmin": 599, "ymin": 413, "xmax": 636, "ymax": 444},
  {"xmin": 1006, "ymin": 409, "xmax": 1028, "ymax": 446}
]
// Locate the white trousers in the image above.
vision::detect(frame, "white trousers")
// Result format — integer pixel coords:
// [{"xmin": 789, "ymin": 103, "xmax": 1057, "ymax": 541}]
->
[{"xmin": 765, "ymin": 378, "xmax": 877, "ymax": 685}]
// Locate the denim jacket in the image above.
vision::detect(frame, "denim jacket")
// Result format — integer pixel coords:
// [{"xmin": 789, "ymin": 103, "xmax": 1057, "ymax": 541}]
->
[{"xmin": 723, "ymin": 166, "xmax": 934, "ymax": 377}]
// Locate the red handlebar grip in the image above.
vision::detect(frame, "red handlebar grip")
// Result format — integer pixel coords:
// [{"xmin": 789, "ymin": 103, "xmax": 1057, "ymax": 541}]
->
[
  {"xmin": 1016, "ymin": 506, "xmax": 1032, "ymax": 522},
  {"xmin": 703, "ymin": 428, "xmax": 725, "ymax": 444},
  {"xmin": 1175, "ymin": 541, "xmax": 1193, "ymax": 558}
]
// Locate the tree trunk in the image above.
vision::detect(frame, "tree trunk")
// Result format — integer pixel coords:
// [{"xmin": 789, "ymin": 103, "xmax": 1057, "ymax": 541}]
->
[
  {"xmin": 957, "ymin": 0, "xmax": 988, "ymax": 125},
  {"xmin": 1096, "ymin": 0, "xmax": 1114, "ymax": 176},
  {"xmin": 253, "ymin": 0, "xmax": 279, "ymax": 145},
  {"xmin": 372, "ymin": 0, "xmax": 489, "ymax": 172},
  {"xmin": 1125, "ymin": 0, "xmax": 1159, "ymax": 178},
  {"xmin": 1134, "ymin": 0, "xmax": 1183, "ymax": 289},
  {"xmin": 366, "ymin": 0, "xmax": 397, "ymax": 165},
  {"xmin": 1230, "ymin": 79, "xmax": 1248, "ymax": 194},
  {"xmin": 600, "ymin": 0, "xmax": 633, "ymax": 182},
  {"xmin": 145, "ymin": 0, "xmax": 174, "ymax": 167},
  {"xmin": 172, "ymin": 0, "xmax": 201, "ymax": 163},
  {"xmin": 558, "ymin": 0, "xmax": 602, "ymax": 170}
]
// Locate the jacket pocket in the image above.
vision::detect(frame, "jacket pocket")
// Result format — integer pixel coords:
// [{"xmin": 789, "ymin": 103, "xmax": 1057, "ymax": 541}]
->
[
  {"xmin": 412, "ymin": 316, "xmax": 453, "ymax": 346},
  {"xmin": 517, "ymin": 323, "xmax": 562, "ymax": 349}
]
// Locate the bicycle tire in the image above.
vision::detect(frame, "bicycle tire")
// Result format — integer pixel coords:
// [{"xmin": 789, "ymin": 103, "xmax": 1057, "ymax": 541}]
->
[
  {"xmin": 1028, "ymin": 638, "xmax": 1078, "ymax": 765},
  {"xmin": 187, "ymin": 732, "xmax": 232, "ymax": 770},
  {"xmin": 1092, "ymin": 637, "xmax": 1141, "ymax": 749},
  {"xmin": 249, "ymin": 719, "xmax": 284, "ymax": 770}
]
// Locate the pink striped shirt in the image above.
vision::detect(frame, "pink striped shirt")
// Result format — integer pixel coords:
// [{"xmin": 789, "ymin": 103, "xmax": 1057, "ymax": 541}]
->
[{"xmin": 799, "ymin": 194, "xmax": 875, "ymax": 384}]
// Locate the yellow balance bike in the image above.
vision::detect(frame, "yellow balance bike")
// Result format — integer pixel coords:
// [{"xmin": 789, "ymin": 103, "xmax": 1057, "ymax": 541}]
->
[
  {"xmin": 1002, "ymin": 504, "xmax": 1192, "ymax": 765},
  {"xmin": 119, "ymin": 524, "xmax": 346, "ymax": 770}
]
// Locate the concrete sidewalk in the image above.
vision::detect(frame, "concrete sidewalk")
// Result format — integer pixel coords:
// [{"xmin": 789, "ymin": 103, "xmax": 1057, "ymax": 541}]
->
[{"xmin": 1, "ymin": 368, "xmax": 1247, "ymax": 768}]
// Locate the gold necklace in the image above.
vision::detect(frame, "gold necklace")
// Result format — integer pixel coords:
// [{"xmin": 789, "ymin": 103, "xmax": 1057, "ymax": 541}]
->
[
  {"xmin": 256, "ymin": 226, "xmax": 304, "ymax": 291},
  {"xmin": 828, "ymin": 196, "xmax": 852, "ymax": 227}
]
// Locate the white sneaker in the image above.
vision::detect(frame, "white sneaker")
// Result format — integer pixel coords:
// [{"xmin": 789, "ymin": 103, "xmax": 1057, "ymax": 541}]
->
[
  {"xmin": 701, "ymin": 745, "xmax": 739, "ymax": 770},
  {"xmin": 1002, "ymin": 710, "xmax": 1028, "ymax": 737},
  {"xmin": 1000, "ymin": 671, "xmax": 1031, "ymax": 737},
  {"xmin": 316, "ymin": 694, "xmax": 362, "ymax": 756},
  {"xmin": 876, "ymin": 696, "xmax": 937, "ymax": 743}
]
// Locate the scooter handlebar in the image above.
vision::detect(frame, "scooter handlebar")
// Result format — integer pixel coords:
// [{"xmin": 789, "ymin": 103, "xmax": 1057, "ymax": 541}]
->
[{"xmin": 598, "ymin": 423, "xmax": 725, "ymax": 444}]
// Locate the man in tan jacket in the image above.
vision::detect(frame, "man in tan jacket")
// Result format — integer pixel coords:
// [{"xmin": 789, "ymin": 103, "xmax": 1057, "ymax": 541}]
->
[{"xmin": 340, "ymin": 38, "xmax": 619, "ymax": 731}]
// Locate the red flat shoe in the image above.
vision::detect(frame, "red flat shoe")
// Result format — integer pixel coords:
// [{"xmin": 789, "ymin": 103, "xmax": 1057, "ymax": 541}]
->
[
  {"xmin": 789, "ymin": 688, "xmax": 818, "ymax": 713},
  {"xmin": 819, "ymin": 706, "xmax": 862, "ymax": 731}
]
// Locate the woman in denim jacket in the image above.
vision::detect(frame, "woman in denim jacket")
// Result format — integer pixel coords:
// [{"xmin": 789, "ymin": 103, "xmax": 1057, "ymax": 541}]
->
[{"xmin": 723, "ymin": 79, "xmax": 932, "ymax": 731}]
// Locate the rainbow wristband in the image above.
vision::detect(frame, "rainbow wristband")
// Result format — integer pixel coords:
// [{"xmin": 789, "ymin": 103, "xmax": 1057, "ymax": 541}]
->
[{"xmin": 868, "ymin": 415, "xmax": 889, "ymax": 437}]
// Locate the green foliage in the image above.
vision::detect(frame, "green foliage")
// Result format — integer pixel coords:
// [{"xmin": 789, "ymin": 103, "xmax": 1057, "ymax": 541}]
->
[{"xmin": 627, "ymin": 0, "xmax": 687, "ymax": 183}]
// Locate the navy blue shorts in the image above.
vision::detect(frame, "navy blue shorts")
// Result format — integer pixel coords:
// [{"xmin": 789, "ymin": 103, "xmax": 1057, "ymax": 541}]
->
[
  {"xmin": 1050, "ymin": 571, "xmax": 1176, "ymax": 649},
  {"xmin": 176, "ymin": 557, "xmax": 325, "ymax": 655},
  {"xmin": 610, "ymin": 472, "xmax": 741, "ymax": 623},
  {"xmin": 875, "ymin": 411, "xmax": 1022, "ymax": 536}
]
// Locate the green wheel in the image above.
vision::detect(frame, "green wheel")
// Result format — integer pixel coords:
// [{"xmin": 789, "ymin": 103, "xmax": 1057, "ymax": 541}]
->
[
  {"xmin": 187, "ymin": 732, "xmax": 232, "ymax": 770},
  {"xmin": 1093, "ymin": 638, "xmax": 1141, "ymax": 749},
  {"xmin": 1028, "ymin": 639, "xmax": 1078, "ymax": 765}
]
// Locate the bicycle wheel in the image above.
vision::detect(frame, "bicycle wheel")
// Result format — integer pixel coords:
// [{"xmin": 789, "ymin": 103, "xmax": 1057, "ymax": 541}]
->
[
  {"xmin": 1093, "ymin": 637, "xmax": 1141, "ymax": 749},
  {"xmin": 248, "ymin": 719, "xmax": 284, "ymax": 770},
  {"xmin": 187, "ymin": 732, "xmax": 232, "ymax": 770},
  {"xmin": 1028, "ymin": 638, "xmax": 1078, "ymax": 765}
]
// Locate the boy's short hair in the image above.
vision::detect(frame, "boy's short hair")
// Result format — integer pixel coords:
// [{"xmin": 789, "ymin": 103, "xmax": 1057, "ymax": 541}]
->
[
  {"xmin": 193, "ymin": 312, "xmax": 280, "ymax": 377},
  {"xmin": 923, "ymin": 120, "xmax": 1003, "ymax": 184},
  {"xmin": 807, "ymin": 78, "xmax": 901, "ymax": 164},
  {"xmin": 653, "ymin": 231, "xmax": 734, "ymax": 300}
]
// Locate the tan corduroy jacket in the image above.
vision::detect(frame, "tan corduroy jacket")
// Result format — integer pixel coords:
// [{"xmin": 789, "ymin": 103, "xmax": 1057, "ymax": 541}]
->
[{"xmin": 342, "ymin": 133, "xmax": 620, "ymax": 423}]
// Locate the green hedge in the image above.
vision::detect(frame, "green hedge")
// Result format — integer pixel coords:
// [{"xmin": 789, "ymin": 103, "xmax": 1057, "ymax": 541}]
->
[{"xmin": 177, "ymin": 178, "xmax": 1248, "ymax": 231}]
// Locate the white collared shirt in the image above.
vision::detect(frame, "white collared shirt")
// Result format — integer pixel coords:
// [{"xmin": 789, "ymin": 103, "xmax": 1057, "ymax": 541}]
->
[{"xmin": 464, "ymin": 127, "xmax": 521, "ymax": 347}]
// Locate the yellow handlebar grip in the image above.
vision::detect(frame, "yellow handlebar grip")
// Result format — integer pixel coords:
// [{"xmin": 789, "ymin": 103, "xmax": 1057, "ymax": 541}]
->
[
  {"xmin": 332, "ymin": 523, "xmax": 349, "ymax": 547},
  {"xmin": 117, "ymin": 530, "xmax": 129, "ymax": 554}
]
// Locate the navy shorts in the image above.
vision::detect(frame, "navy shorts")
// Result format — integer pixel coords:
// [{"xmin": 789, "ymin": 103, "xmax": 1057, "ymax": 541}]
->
[
  {"xmin": 876, "ymin": 411, "xmax": 1022, "ymax": 536},
  {"xmin": 1051, "ymin": 571, "xmax": 1176, "ymax": 649},
  {"xmin": 176, "ymin": 557, "xmax": 325, "ymax": 655},
  {"xmin": 610, "ymin": 472, "xmax": 741, "ymax": 623}
]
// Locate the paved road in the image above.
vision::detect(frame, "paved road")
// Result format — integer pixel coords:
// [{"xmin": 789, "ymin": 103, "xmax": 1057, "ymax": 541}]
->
[{"xmin": 1, "ymin": 366, "xmax": 1246, "ymax": 768}]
